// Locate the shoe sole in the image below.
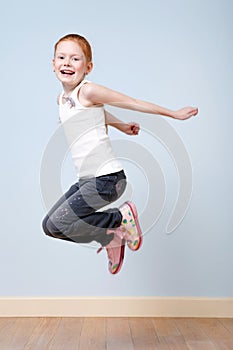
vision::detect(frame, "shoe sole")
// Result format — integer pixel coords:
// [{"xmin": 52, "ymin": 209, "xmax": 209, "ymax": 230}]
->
[
  {"xmin": 110, "ymin": 239, "xmax": 126, "ymax": 274},
  {"xmin": 125, "ymin": 201, "xmax": 143, "ymax": 251}
]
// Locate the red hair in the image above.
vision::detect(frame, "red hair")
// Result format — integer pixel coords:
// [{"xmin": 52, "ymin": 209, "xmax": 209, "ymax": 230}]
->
[{"xmin": 54, "ymin": 34, "xmax": 92, "ymax": 63}]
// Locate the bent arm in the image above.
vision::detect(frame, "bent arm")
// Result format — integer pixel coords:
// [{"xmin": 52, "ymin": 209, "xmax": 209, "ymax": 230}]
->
[
  {"xmin": 105, "ymin": 110, "xmax": 126, "ymax": 131},
  {"xmin": 105, "ymin": 110, "xmax": 140, "ymax": 135}
]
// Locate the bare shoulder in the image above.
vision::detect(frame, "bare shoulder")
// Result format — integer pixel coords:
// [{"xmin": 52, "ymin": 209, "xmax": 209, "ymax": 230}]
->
[
  {"xmin": 79, "ymin": 82, "xmax": 106, "ymax": 106},
  {"xmin": 81, "ymin": 82, "xmax": 104, "ymax": 99},
  {"xmin": 80, "ymin": 81, "xmax": 134, "ymax": 107}
]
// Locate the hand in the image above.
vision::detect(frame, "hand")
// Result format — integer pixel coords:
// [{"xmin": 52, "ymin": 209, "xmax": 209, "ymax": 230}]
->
[
  {"xmin": 173, "ymin": 107, "xmax": 198, "ymax": 120},
  {"xmin": 124, "ymin": 122, "xmax": 140, "ymax": 135}
]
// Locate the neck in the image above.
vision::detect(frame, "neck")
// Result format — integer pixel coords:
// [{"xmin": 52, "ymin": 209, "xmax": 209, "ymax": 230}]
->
[
  {"xmin": 63, "ymin": 87, "xmax": 74, "ymax": 97},
  {"xmin": 62, "ymin": 78, "xmax": 85, "ymax": 96}
]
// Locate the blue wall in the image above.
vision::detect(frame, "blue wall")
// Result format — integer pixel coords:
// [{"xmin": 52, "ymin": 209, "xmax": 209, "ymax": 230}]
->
[{"xmin": 1, "ymin": 0, "xmax": 232, "ymax": 297}]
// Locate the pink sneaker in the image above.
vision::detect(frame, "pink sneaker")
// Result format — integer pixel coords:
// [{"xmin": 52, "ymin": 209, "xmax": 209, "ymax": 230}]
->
[
  {"xmin": 119, "ymin": 201, "xmax": 143, "ymax": 251},
  {"xmin": 97, "ymin": 229, "xmax": 125, "ymax": 275}
]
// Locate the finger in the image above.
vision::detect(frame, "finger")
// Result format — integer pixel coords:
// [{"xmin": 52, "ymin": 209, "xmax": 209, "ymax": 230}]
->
[
  {"xmin": 130, "ymin": 122, "xmax": 140, "ymax": 127},
  {"xmin": 133, "ymin": 126, "xmax": 140, "ymax": 134},
  {"xmin": 188, "ymin": 108, "xmax": 198, "ymax": 118},
  {"xmin": 191, "ymin": 107, "xmax": 198, "ymax": 115},
  {"xmin": 130, "ymin": 125, "xmax": 137, "ymax": 132}
]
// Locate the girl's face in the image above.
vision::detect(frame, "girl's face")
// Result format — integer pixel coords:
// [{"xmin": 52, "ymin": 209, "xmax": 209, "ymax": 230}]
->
[{"xmin": 53, "ymin": 40, "xmax": 93, "ymax": 89}]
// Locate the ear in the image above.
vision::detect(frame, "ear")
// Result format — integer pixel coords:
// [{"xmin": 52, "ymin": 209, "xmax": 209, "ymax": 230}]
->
[
  {"xmin": 52, "ymin": 59, "xmax": 55, "ymax": 72},
  {"xmin": 85, "ymin": 61, "xmax": 93, "ymax": 75}
]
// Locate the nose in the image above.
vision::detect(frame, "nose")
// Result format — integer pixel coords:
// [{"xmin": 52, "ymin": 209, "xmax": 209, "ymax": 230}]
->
[{"xmin": 64, "ymin": 57, "xmax": 71, "ymax": 66}]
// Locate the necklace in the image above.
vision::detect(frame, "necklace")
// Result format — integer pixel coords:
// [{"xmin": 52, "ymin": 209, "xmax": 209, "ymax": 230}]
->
[{"xmin": 62, "ymin": 95, "xmax": 75, "ymax": 108}]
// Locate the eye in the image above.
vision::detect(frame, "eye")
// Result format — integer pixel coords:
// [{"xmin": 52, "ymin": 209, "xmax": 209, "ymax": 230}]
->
[
  {"xmin": 57, "ymin": 55, "xmax": 64, "ymax": 60},
  {"xmin": 73, "ymin": 57, "xmax": 80, "ymax": 61}
]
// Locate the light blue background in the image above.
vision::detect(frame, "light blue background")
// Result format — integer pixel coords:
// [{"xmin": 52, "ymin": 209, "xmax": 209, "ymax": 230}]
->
[{"xmin": 1, "ymin": 0, "xmax": 232, "ymax": 297}]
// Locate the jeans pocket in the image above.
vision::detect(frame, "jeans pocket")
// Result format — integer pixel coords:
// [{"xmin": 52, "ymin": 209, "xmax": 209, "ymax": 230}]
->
[
  {"xmin": 96, "ymin": 176, "xmax": 127, "ymax": 203},
  {"xmin": 115, "ymin": 178, "xmax": 127, "ymax": 197},
  {"xmin": 95, "ymin": 170, "xmax": 127, "ymax": 203},
  {"xmin": 96, "ymin": 176, "xmax": 115, "ymax": 194}
]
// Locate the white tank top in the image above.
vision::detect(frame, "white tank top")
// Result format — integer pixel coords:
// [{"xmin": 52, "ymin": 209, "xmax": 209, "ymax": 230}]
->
[{"xmin": 59, "ymin": 80, "xmax": 123, "ymax": 178}]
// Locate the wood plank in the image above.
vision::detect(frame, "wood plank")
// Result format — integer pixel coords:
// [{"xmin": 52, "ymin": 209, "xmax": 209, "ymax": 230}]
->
[
  {"xmin": 79, "ymin": 317, "xmax": 106, "ymax": 350},
  {"xmin": 4, "ymin": 318, "xmax": 43, "ymax": 350},
  {"xmin": 152, "ymin": 317, "xmax": 181, "ymax": 337},
  {"xmin": 174, "ymin": 318, "xmax": 210, "ymax": 342},
  {"xmin": 186, "ymin": 340, "xmax": 217, "ymax": 350},
  {"xmin": 212, "ymin": 339, "xmax": 233, "ymax": 350},
  {"xmin": 152, "ymin": 318, "xmax": 188, "ymax": 349},
  {"xmin": 219, "ymin": 318, "xmax": 233, "ymax": 335},
  {"xmin": 49, "ymin": 317, "xmax": 83, "ymax": 349},
  {"xmin": 158, "ymin": 335, "xmax": 189, "ymax": 350},
  {"xmin": 193, "ymin": 318, "xmax": 233, "ymax": 341},
  {"xmin": 129, "ymin": 317, "xmax": 160, "ymax": 349},
  {"xmin": 0, "ymin": 317, "xmax": 19, "ymax": 349},
  {"xmin": 107, "ymin": 317, "xmax": 134, "ymax": 350},
  {"xmin": 24, "ymin": 317, "xmax": 61, "ymax": 349}
]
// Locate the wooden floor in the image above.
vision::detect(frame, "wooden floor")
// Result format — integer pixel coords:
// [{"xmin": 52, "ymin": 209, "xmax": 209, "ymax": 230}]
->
[{"xmin": 0, "ymin": 317, "xmax": 233, "ymax": 349}]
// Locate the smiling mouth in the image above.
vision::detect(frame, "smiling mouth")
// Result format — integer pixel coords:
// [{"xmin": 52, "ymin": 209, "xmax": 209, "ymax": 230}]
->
[{"xmin": 60, "ymin": 70, "xmax": 75, "ymax": 75}]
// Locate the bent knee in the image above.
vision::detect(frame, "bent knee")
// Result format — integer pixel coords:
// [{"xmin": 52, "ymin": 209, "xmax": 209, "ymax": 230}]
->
[
  {"xmin": 42, "ymin": 215, "xmax": 52, "ymax": 236},
  {"xmin": 42, "ymin": 215, "xmax": 65, "ymax": 239},
  {"xmin": 42, "ymin": 215, "xmax": 58, "ymax": 237}
]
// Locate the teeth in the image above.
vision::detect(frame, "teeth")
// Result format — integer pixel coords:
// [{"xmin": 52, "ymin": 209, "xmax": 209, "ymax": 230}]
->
[{"xmin": 61, "ymin": 70, "xmax": 74, "ymax": 75}]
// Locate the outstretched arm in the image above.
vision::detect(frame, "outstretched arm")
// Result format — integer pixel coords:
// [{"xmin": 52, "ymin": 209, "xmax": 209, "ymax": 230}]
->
[
  {"xmin": 105, "ymin": 110, "xmax": 140, "ymax": 135},
  {"xmin": 81, "ymin": 83, "xmax": 198, "ymax": 120}
]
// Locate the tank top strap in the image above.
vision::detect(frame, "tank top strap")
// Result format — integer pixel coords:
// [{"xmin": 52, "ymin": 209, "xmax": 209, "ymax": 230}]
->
[
  {"xmin": 70, "ymin": 79, "xmax": 89, "ymax": 106},
  {"xmin": 70, "ymin": 79, "xmax": 89, "ymax": 97},
  {"xmin": 59, "ymin": 79, "xmax": 90, "ymax": 106}
]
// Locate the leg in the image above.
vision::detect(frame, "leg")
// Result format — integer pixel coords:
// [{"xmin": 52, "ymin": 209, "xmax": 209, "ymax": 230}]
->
[
  {"xmin": 42, "ymin": 182, "xmax": 80, "ymax": 242},
  {"xmin": 43, "ymin": 170, "xmax": 127, "ymax": 247}
]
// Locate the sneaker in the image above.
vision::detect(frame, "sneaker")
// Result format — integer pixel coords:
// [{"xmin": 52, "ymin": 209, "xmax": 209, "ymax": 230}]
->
[
  {"xmin": 119, "ymin": 201, "xmax": 143, "ymax": 251},
  {"xmin": 97, "ymin": 229, "xmax": 125, "ymax": 275}
]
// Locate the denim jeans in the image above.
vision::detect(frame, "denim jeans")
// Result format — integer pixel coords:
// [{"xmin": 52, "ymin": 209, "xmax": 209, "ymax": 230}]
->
[{"xmin": 42, "ymin": 170, "xmax": 127, "ymax": 247}]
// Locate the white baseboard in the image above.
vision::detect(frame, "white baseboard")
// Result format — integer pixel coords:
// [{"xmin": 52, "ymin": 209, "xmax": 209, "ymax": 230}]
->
[{"xmin": 0, "ymin": 297, "xmax": 232, "ymax": 317}]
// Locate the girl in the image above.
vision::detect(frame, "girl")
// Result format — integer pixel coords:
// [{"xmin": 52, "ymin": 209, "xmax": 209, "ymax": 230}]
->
[{"xmin": 42, "ymin": 34, "xmax": 198, "ymax": 275}]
